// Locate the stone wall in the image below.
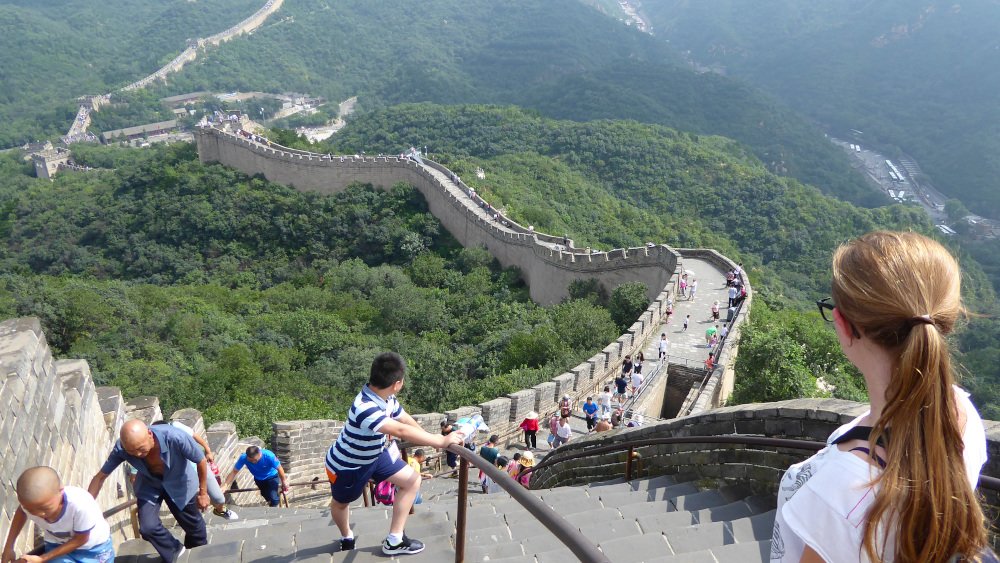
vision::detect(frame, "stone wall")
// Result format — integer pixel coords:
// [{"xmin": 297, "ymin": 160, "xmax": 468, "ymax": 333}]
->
[
  {"xmin": 196, "ymin": 127, "xmax": 680, "ymax": 305},
  {"xmin": 271, "ymin": 420, "xmax": 342, "ymax": 503},
  {"xmin": 531, "ymin": 398, "xmax": 1000, "ymax": 509},
  {"xmin": 0, "ymin": 319, "xmax": 131, "ymax": 555}
]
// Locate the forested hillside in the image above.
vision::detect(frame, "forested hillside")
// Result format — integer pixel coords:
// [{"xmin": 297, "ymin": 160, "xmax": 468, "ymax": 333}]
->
[
  {"xmin": 642, "ymin": 0, "xmax": 1000, "ymax": 217},
  {"xmin": 0, "ymin": 0, "xmax": 877, "ymax": 207},
  {"xmin": 319, "ymin": 104, "xmax": 1000, "ymax": 416},
  {"xmin": 0, "ymin": 0, "xmax": 260, "ymax": 145},
  {"xmin": 0, "ymin": 144, "xmax": 624, "ymax": 439}
]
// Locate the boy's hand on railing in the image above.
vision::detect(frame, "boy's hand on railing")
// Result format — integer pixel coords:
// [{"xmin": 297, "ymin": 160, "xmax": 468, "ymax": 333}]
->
[{"xmin": 439, "ymin": 432, "xmax": 464, "ymax": 449}]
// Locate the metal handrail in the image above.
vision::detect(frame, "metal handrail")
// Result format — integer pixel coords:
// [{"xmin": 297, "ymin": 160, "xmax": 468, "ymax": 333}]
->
[
  {"xmin": 446, "ymin": 443, "xmax": 609, "ymax": 563},
  {"xmin": 102, "ymin": 498, "xmax": 136, "ymax": 518},
  {"xmin": 520, "ymin": 434, "xmax": 1000, "ymax": 493}
]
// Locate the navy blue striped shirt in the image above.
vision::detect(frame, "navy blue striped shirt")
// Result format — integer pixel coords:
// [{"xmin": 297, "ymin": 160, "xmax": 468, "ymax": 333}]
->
[{"xmin": 326, "ymin": 385, "xmax": 404, "ymax": 472}]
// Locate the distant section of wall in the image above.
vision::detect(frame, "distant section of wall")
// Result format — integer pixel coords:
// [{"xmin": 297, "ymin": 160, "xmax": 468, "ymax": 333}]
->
[
  {"xmin": 196, "ymin": 127, "xmax": 679, "ymax": 305},
  {"xmin": 122, "ymin": 0, "xmax": 284, "ymax": 92},
  {"xmin": 675, "ymin": 249, "xmax": 752, "ymax": 413}
]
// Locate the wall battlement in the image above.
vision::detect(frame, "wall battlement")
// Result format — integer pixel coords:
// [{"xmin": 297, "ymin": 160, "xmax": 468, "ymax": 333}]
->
[{"xmin": 196, "ymin": 126, "xmax": 680, "ymax": 305}]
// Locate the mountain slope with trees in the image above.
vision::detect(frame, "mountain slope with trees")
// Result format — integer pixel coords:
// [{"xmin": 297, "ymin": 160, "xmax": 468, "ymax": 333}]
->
[
  {"xmin": 0, "ymin": 143, "xmax": 623, "ymax": 439},
  {"xmin": 2, "ymin": 0, "xmax": 876, "ymax": 207},
  {"xmin": 642, "ymin": 0, "xmax": 1000, "ymax": 217},
  {"xmin": 319, "ymin": 103, "xmax": 1000, "ymax": 415}
]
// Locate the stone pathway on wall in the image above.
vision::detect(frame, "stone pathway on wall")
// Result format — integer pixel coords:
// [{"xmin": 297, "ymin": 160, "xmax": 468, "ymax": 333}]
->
[
  {"xmin": 484, "ymin": 255, "xmax": 733, "ymax": 463},
  {"xmin": 665, "ymin": 256, "xmax": 732, "ymax": 367}
]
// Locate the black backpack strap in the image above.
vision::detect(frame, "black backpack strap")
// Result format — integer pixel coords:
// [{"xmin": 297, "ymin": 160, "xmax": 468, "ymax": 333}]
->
[
  {"xmin": 831, "ymin": 425, "xmax": 888, "ymax": 447},
  {"xmin": 848, "ymin": 446, "xmax": 887, "ymax": 469}
]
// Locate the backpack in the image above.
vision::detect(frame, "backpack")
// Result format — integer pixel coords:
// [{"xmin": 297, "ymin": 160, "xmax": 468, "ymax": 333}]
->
[{"xmin": 374, "ymin": 480, "xmax": 395, "ymax": 505}]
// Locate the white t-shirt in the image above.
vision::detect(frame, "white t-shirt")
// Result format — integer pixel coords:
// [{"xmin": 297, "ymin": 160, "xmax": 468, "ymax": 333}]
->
[
  {"xmin": 631, "ymin": 373, "xmax": 644, "ymax": 389},
  {"xmin": 659, "ymin": 339, "xmax": 668, "ymax": 352},
  {"xmin": 598, "ymin": 391, "xmax": 613, "ymax": 408},
  {"xmin": 771, "ymin": 386, "xmax": 987, "ymax": 562},
  {"xmin": 557, "ymin": 423, "xmax": 572, "ymax": 439},
  {"xmin": 26, "ymin": 486, "xmax": 111, "ymax": 549}
]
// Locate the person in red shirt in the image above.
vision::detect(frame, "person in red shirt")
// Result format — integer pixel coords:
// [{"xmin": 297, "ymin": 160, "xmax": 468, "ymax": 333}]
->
[{"xmin": 519, "ymin": 411, "xmax": 539, "ymax": 450}]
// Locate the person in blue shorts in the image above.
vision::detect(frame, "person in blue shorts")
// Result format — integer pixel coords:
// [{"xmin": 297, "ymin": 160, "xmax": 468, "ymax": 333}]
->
[
  {"xmin": 226, "ymin": 446, "xmax": 289, "ymax": 507},
  {"xmin": 3, "ymin": 467, "xmax": 114, "ymax": 563},
  {"xmin": 325, "ymin": 352, "xmax": 464, "ymax": 556}
]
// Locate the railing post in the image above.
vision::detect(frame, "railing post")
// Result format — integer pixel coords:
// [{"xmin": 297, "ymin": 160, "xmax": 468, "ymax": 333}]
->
[
  {"xmin": 625, "ymin": 446, "xmax": 634, "ymax": 482},
  {"xmin": 456, "ymin": 456, "xmax": 469, "ymax": 563}
]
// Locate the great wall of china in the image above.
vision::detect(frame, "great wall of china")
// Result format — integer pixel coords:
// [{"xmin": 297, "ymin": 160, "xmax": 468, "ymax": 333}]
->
[
  {"xmin": 3, "ymin": 127, "xmax": 1000, "ymax": 554},
  {"xmin": 62, "ymin": 0, "xmax": 284, "ymax": 144},
  {"xmin": 0, "ymin": 125, "xmax": 761, "ymax": 553}
]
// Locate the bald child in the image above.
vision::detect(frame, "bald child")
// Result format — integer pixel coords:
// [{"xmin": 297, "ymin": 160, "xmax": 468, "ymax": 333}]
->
[{"xmin": 2, "ymin": 466, "xmax": 113, "ymax": 563}]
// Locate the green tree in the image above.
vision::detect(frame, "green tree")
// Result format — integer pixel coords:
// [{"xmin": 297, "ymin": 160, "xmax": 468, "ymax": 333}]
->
[
  {"xmin": 608, "ymin": 282, "xmax": 649, "ymax": 329},
  {"xmin": 944, "ymin": 199, "xmax": 970, "ymax": 222}
]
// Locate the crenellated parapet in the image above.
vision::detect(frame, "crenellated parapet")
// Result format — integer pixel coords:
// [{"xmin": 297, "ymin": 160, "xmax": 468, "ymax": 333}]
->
[{"xmin": 196, "ymin": 126, "xmax": 680, "ymax": 305}]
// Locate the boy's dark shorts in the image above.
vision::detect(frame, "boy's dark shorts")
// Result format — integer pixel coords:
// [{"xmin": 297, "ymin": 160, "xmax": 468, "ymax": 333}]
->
[{"xmin": 329, "ymin": 449, "xmax": 408, "ymax": 504}]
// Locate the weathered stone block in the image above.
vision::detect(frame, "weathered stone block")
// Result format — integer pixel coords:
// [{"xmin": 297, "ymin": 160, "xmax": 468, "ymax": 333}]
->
[
  {"xmin": 479, "ymin": 397, "xmax": 512, "ymax": 432},
  {"xmin": 553, "ymin": 373, "xmax": 574, "ymax": 403},
  {"xmin": 532, "ymin": 381, "xmax": 557, "ymax": 414},
  {"xmin": 506, "ymin": 389, "xmax": 536, "ymax": 422}
]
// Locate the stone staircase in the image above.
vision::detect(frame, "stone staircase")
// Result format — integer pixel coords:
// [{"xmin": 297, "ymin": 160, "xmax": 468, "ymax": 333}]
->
[{"xmin": 114, "ymin": 473, "xmax": 775, "ymax": 562}]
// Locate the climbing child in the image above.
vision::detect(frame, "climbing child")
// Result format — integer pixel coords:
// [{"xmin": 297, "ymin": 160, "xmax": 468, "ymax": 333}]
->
[{"xmin": 3, "ymin": 467, "xmax": 114, "ymax": 563}]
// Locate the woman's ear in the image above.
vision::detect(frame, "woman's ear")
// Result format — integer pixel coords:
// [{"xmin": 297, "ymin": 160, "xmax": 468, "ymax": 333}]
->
[
  {"xmin": 832, "ymin": 307, "xmax": 855, "ymax": 344},
  {"xmin": 833, "ymin": 307, "xmax": 861, "ymax": 346}
]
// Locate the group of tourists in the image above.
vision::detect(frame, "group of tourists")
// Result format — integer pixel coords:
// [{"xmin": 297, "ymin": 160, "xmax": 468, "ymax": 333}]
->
[
  {"xmin": 5, "ymin": 231, "xmax": 994, "ymax": 562},
  {"xmin": 3, "ymin": 419, "xmax": 290, "ymax": 563}
]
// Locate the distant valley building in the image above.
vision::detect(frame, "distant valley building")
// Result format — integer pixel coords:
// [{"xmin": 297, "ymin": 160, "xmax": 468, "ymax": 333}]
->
[{"xmin": 101, "ymin": 120, "xmax": 179, "ymax": 144}]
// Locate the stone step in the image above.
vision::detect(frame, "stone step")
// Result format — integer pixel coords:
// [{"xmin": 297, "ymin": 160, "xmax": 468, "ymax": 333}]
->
[{"xmin": 132, "ymin": 474, "xmax": 777, "ymax": 562}]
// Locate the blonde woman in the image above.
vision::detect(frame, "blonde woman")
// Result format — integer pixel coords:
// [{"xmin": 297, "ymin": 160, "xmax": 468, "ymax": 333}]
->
[{"xmin": 772, "ymin": 231, "xmax": 990, "ymax": 562}]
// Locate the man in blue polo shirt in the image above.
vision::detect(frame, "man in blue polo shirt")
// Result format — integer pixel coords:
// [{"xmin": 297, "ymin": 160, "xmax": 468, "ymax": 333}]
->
[
  {"xmin": 325, "ymin": 352, "xmax": 464, "ymax": 556},
  {"xmin": 88, "ymin": 419, "xmax": 210, "ymax": 562},
  {"xmin": 227, "ymin": 446, "xmax": 289, "ymax": 507}
]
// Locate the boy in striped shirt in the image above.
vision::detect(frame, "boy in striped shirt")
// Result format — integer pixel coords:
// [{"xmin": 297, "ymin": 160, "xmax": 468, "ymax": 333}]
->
[{"xmin": 325, "ymin": 352, "xmax": 464, "ymax": 555}]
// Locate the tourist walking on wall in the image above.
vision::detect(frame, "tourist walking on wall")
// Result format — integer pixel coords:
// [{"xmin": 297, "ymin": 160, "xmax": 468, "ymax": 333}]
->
[
  {"xmin": 705, "ymin": 324, "xmax": 718, "ymax": 346},
  {"xmin": 689, "ymin": 279, "xmax": 698, "ymax": 300},
  {"xmin": 683, "ymin": 314, "xmax": 690, "ymax": 331},
  {"xmin": 658, "ymin": 333, "xmax": 669, "ymax": 360},
  {"xmin": 614, "ymin": 371, "xmax": 629, "ymax": 404},
  {"xmin": 554, "ymin": 416, "xmax": 573, "ymax": 447},
  {"xmin": 594, "ymin": 413, "xmax": 613, "ymax": 433},
  {"xmin": 634, "ymin": 352, "xmax": 644, "ymax": 375},
  {"xmin": 519, "ymin": 411, "xmax": 539, "ymax": 449},
  {"xmin": 630, "ymin": 368, "xmax": 644, "ymax": 398},
  {"xmin": 559, "ymin": 394, "xmax": 573, "ymax": 419},
  {"xmin": 772, "ymin": 232, "xmax": 992, "ymax": 562},
  {"xmin": 440, "ymin": 421, "xmax": 458, "ymax": 477},
  {"xmin": 546, "ymin": 413, "xmax": 560, "ymax": 448},
  {"xmin": 324, "ymin": 352, "xmax": 463, "ymax": 556},
  {"xmin": 89, "ymin": 420, "xmax": 210, "ymax": 562},
  {"xmin": 582, "ymin": 397, "xmax": 599, "ymax": 431},
  {"xmin": 515, "ymin": 451, "xmax": 535, "ymax": 487},
  {"xmin": 711, "ymin": 300, "xmax": 720, "ymax": 321},
  {"xmin": 728, "ymin": 284, "xmax": 738, "ymax": 308},
  {"xmin": 226, "ymin": 445, "xmax": 289, "ymax": 508},
  {"xmin": 154, "ymin": 420, "xmax": 237, "ymax": 520},
  {"xmin": 598, "ymin": 386, "xmax": 613, "ymax": 416}
]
